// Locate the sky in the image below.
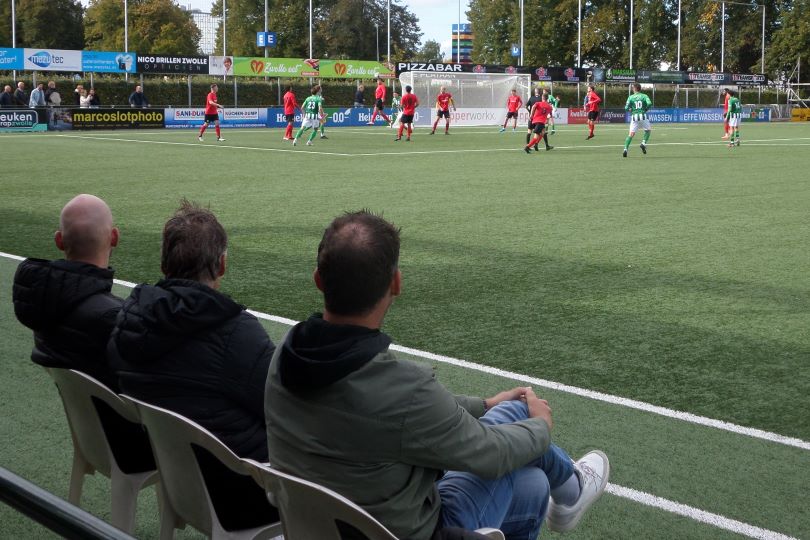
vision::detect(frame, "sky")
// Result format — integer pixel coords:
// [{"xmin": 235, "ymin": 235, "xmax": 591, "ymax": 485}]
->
[{"xmin": 174, "ymin": 0, "xmax": 471, "ymax": 58}]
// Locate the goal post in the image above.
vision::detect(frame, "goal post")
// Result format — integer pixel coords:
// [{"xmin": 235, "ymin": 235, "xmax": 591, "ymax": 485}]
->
[{"xmin": 398, "ymin": 71, "xmax": 532, "ymax": 127}]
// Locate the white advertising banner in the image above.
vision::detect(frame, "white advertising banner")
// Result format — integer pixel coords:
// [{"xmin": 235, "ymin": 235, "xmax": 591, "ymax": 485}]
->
[
  {"xmin": 24, "ymin": 48, "xmax": 83, "ymax": 71},
  {"xmin": 413, "ymin": 107, "xmax": 568, "ymax": 127}
]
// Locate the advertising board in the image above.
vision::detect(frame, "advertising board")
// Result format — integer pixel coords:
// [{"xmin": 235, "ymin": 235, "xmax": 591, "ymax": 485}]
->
[
  {"xmin": 0, "ymin": 109, "xmax": 47, "ymax": 132},
  {"xmin": 0, "ymin": 47, "xmax": 24, "ymax": 70},
  {"xmin": 24, "ymin": 48, "xmax": 82, "ymax": 71},
  {"xmin": 321, "ymin": 60, "xmax": 396, "ymax": 79},
  {"xmin": 137, "ymin": 55, "xmax": 208, "ymax": 74},
  {"xmin": 83, "ymin": 51, "xmax": 136, "ymax": 73},
  {"xmin": 164, "ymin": 108, "xmax": 269, "ymax": 128},
  {"xmin": 70, "ymin": 109, "xmax": 165, "ymax": 130}
]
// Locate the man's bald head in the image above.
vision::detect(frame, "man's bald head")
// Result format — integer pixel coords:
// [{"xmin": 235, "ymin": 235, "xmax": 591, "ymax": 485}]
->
[{"xmin": 55, "ymin": 194, "xmax": 119, "ymax": 266}]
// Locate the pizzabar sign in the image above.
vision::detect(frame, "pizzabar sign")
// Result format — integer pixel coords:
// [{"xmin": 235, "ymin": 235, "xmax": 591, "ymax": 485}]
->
[
  {"xmin": 70, "ymin": 109, "xmax": 166, "ymax": 130},
  {"xmin": 136, "ymin": 55, "xmax": 209, "ymax": 74}
]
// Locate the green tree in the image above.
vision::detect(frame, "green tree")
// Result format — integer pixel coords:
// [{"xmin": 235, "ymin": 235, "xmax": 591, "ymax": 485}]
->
[
  {"xmin": 768, "ymin": 1, "xmax": 809, "ymax": 82},
  {"xmin": 13, "ymin": 0, "xmax": 84, "ymax": 49},
  {"xmin": 0, "ymin": 1, "xmax": 14, "ymax": 47},
  {"xmin": 413, "ymin": 39, "xmax": 442, "ymax": 62},
  {"xmin": 85, "ymin": 0, "xmax": 200, "ymax": 55}
]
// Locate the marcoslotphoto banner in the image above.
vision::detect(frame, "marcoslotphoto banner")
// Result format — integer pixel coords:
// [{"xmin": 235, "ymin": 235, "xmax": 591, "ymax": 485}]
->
[{"xmin": 69, "ymin": 109, "xmax": 166, "ymax": 130}]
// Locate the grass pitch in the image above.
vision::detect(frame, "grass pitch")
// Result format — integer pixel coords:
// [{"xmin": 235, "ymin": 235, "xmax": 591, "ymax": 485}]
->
[{"xmin": 1, "ymin": 121, "xmax": 809, "ymax": 538}]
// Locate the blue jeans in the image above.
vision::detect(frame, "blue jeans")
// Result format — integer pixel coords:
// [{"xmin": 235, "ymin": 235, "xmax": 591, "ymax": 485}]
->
[{"xmin": 437, "ymin": 400, "xmax": 575, "ymax": 540}]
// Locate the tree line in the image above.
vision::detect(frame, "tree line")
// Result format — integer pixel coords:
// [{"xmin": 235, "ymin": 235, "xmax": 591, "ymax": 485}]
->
[
  {"xmin": 468, "ymin": 0, "xmax": 808, "ymax": 78},
  {"xmin": 1, "ymin": 0, "xmax": 806, "ymax": 81}
]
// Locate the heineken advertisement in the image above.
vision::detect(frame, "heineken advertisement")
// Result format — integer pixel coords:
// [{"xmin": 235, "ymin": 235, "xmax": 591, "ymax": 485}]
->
[
  {"xmin": 321, "ymin": 60, "xmax": 396, "ymax": 79},
  {"xmin": 231, "ymin": 57, "xmax": 320, "ymax": 77}
]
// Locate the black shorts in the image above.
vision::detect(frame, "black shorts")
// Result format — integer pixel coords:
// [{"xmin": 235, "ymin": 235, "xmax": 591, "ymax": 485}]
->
[
  {"xmin": 506, "ymin": 111, "xmax": 518, "ymax": 119},
  {"xmin": 204, "ymin": 113, "xmax": 219, "ymax": 123},
  {"xmin": 376, "ymin": 99, "xmax": 385, "ymax": 110},
  {"xmin": 532, "ymin": 122, "xmax": 546, "ymax": 134},
  {"xmin": 400, "ymin": 114, "xmax": 414, "ymax": 124},
  {"xmin": 285, "ymin": 113, "xmax": 295, "ymax": 122},
  {"xmin": 587, "ymin": 111, "xmax": 599, "ymax": 121},
  {"xmin": 437, "ymin": 109, "xmax": 450, "ymax": 119}
]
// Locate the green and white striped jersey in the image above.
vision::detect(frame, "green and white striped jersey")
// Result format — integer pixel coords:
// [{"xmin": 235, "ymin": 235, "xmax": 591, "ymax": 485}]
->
[
  {"xmin": 726, "ymin": 97, "xmax": 742, "ymax": 119},
  {"xmin": 392, "ymin": 95, "xmax": 401, "ymax": 112},
  {"xmin": 547, "ymin": 94, "xmax": 559, "ymax": 108},
  {"xmin": 625, "ymin": 92, "xmax": 652, "ymax": 121},
  {"xmin": 301, "ymin": 95, "xmax": 324, "ymax": 119}
]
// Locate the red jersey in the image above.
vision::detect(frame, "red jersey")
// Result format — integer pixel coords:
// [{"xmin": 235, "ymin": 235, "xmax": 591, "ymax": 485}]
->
[
  {"xmin": 585, "ymin": 91, "xmax": 601, "ymax": 112},
  {"xmin": 507, "ymin": 94, "xmax": 523, "ymax": 113},
  {"xmin": 436, "ymin": 92, "xmax": 452, "ymax": 111},
  {"xmin": 375, "ymin": 84, "xmax": 386, "ymax": 101},
  {"xmin": 531, "ymin": 101, "xmax": 553, "ymax": 123},
  {"xmin": 204, "ymin": 92, "xmax": 219, "ymax": 115},
  {"xmin": 401, "ymin": 93, "xmax": 418, "ymax": 115},
  {"xmin": 723, "ymin": 93, "xmax": 730, "ymax": 113},
  {"xmin": 283, "ymin": 91, "xmax": 298, "ymax": 115}
]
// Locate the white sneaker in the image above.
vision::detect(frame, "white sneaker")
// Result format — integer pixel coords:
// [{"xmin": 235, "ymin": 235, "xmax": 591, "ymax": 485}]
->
[
  {"xmin": 217, "ymin": 137, "xmax": 226, "ymax": 142},
  {"xmin": 545, "ymin": 450, "xmax": 610, "ymax": 533},
  {"xmin": 292, "ymin": 138, "xmax": 297, "ymax": 146},
  {"xmin": 306, "ymin": 141, "xmax": 313, "ymax": 146},
  {"xmin": 197, "ymin": 136, "xmax": 203, "ymax": 142}
]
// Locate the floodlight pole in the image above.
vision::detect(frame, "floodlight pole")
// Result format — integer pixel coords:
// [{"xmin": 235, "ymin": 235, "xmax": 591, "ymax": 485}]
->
[
  {"xmin": 676, "ymin": 0, "xmax": 681, "ymax": 71},
  {"xmin": 577, "ymin": 0, "xmax": 581, "ymax": 67},
  {"xmin": 720, "ymin": 1, "xmax": 725, "ymax": 72},
  {"xmin": 309, "ymin": 0, "xmax": 313, "ymax": 59},
  {"xmin": 124, "ymin": 0, "xmax": 129, "ymax": 81},
  {"xmin": 629, "ymin": 0, "xmax": 633, "ymax": 69},
  {"xmin": 457, "ymin": 0, "xmax": 461, "ymax": 63},
  {"xmin": 11, "ymin": 0, "xmax": 16, "ymax": 81},
  {"xmin": 222, "ymin": 0, "xmax": 227, "ymax": 81},
  {"xmin": 375, "ymin": 23, "xmax": 379, "ymax": 62},
  {"xmin": 387, "ymin": 0, "xmax": 391, "ymax": 63},
  {"xmin": 519, "ymin": 0, "xmax": 524, "ymax": 65},
  {"xmin": 761, "ymin": 4, "xmax": 765, "ymax": 73}
]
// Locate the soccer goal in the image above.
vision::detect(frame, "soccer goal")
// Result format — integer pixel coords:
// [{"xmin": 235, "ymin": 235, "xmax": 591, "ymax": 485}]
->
[{"xmin": 398, "ymin": 71, "xmax": 532, "ymax": 127}]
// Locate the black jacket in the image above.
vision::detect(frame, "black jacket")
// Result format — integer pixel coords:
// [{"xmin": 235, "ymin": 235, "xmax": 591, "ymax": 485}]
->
[
  {"xmin": 0, "ymin": 91, "xmax": 12, "ymax": 108},
  {"xmin": 12, "ymin": 258, "xmax": 123, "ymax": 389},
  {"xmin": 108, "ymin": 279, "xmax": 274, "ymax": 461}
]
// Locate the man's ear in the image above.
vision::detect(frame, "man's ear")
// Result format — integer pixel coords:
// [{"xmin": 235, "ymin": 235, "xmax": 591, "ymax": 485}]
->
[
  {"xmin": 218, "ymin": 253, "xmax": 227, "ymax": 278},
  {"xmin": 390, "ymin": 269, "xmax": 402, "ymax": 297},
  {"xmin": 110, "ymin": 227, "xmax": 119, "ymax": 248},
  {"xmin": 54, "ymin": 230, "xmax": 65, "ymax": 252},
  {"xmin": 313, "ymin": 268, "xmax": 324, "ymax": 292}
]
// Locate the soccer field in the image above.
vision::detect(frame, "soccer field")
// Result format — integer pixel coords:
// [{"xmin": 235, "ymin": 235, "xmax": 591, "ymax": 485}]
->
[{"xmin": 1, "ymin": 121, "xmax": 809, "ymax": 539}]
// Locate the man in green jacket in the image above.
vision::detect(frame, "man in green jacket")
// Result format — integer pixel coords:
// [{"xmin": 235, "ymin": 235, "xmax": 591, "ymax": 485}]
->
[{"xmin": 265, "ymin": 210, "xmax": 609, "ymax": 540}]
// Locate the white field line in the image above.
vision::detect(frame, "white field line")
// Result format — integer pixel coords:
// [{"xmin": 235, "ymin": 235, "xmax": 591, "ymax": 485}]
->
[
  {"xmin": 606, "ymin": 484, "xmax": 799, "ymax": 540},
  {"xmin": 0, "ymin": 250, "xmax": 804, "ymax": 539},
  {"xmin": 1, "ymin": 249, "xmax": 807, "ymax": 453},
  {"xmin": 39, "ymin": 133, "xmax": 810, "ymax": 158}
]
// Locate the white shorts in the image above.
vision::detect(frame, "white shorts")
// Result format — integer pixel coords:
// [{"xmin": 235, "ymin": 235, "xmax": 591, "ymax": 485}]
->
[
  {"xmin": 301, "ymin": 117, "xmax": 320, "ymax": 129},
  {"xmin": 629, "ymin": 118, "xmax": 651, "ymax": 133},
  {"xmin": 728, "ymin": 117, "xmax": 740, "ymax": 127}
]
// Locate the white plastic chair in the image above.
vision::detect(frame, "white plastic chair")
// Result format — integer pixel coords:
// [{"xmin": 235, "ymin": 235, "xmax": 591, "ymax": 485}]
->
[
  {"xmin": 124, "ymin": 396, "xmax": 282, "ymax": 540},
  {"xmin": 246, "ymin": 461, "xmax": 505, "ymax": 540},
  {"xmin": 46, "ymin": 367, "xmax": 159, "ymax": 534}
]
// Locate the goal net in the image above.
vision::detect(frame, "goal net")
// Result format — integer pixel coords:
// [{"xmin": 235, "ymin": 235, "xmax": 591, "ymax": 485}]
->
[{"xmin": 398, "ymin": 71, "xmax": 532, "ymax": 127}]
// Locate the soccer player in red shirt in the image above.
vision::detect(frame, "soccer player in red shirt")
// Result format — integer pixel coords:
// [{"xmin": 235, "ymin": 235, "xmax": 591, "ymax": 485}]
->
[
  {"xmin": 368, "ymin": 79, "xmax": 392, "ymax": 126},
  {"xmin": 396, "ymin": 85, "xmax": 419, "ymax": 142},
  {"xmin": 282, "ymin": 86, "xmax": 300, "ymax": 141},
  {"xmin": 500, "ymin": 88, "xmax": 523, "ymax": 132},
  {"xmin": 584, "ymin": 84, "xmax": 601, "ymax": 140},
  {"xmin": 431, "ymin": 86, "xmax": 456, "ymax": 135},
  {"xmin": 525, "ymin": 96, "xmax": 554, "ymax": 153},
  {"xmin": 721, "ymin": 88, "xmax": 731, "ymax": 140},
  {"xmin": 198, "ymin": 83, "xmax": 225, "ymax": 142}
]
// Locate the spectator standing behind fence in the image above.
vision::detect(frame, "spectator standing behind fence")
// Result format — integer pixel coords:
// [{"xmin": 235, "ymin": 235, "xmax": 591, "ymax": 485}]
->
[
  {"xmin": 14, "ymin": 82, "xmax": 27, "ymax": 107},
  {"xmin": 45, "ymin": 81, "xmax": 58, "ymax": 105},
  {"xmin": 29, "ymin": 83, "xmax": 46, "ymax": 108},
  {"xmin": 74, "ymin": 84, "xmax": 83, "ymax": 106},
  {"xmin": 79, "ymin": 88, "xmax": 91, "ymax": 108},
  {"xmin": 1, "ymin": 85, "xmax": 14, "ymax": 108},
  {"xmin": 88, "ymin": 88, "xmax": 101, "ymax": 108},
  {"xmin": 353, "ymin": 84, "xmax": 365, "ymax": 107},
  {"xmin": 128, "ymin": 85, "xmax": 149, "ymax": 108}
]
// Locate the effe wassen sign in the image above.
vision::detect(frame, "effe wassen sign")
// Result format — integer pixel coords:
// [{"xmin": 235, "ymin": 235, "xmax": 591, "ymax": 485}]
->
[
  {"xmin": 136, "ymin": 56, "xmax": 209, "ymax": 73},
  {"xmin": 70, "ymin": 109, "xmax": 165, "ymax": 130}
]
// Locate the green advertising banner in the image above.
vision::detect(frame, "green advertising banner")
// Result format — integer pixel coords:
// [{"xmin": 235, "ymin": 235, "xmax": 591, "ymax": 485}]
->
[
  {"xmin": 320, "ymin": 60, "xmax": 396, "ymax": 79},
  {"xmin": 231, "ymin": 57, "xmax": 320, "ymax": 77}
]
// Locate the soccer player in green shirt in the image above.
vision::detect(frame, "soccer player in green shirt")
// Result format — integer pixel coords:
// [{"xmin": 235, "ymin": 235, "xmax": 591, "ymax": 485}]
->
[
  {"xmin": 623, "ymin": 83, "xmax": 653, "ymax": 158},
  {"xmin": 543, "ymin": 89, "xmax": 559, "ymax": 134},
  {"xmin": 391, "ymin": 92, "xmax": 402, "ymax": 129},
  {"xmin": 293, "ymin": 85, "xmax": 325, "ymax": 147},
  {"xmin": 725, "ymin": 89, "xmax": 742, "ymax": 147}
]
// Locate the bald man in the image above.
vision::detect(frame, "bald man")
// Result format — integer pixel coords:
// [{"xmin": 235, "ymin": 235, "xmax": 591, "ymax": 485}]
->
[{"xmin": 13, "ymin": 194, "xmax": 123, "ymax": 389}]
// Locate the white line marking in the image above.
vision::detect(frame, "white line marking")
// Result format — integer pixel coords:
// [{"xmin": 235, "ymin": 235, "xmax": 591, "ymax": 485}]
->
[
  {"xmin": 606, "ymin": 484, "xmax": 799, "ymax": 540},
  {"xmin": 0, "ymin": 250, "xmax": 804, "ymax": 537},
  {"xmin": 1, "ymin": 249, "xmax": 807, "ymax": 452}
]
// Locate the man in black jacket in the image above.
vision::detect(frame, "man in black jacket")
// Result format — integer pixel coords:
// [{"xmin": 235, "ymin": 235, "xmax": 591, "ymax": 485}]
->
[
  {"xmin": 107, "ymin": 199, "xmax": 274, "ymax": 462},
  {"xmin": 13, "ymin": 194, "xmax": 123, "ymax": 389}
]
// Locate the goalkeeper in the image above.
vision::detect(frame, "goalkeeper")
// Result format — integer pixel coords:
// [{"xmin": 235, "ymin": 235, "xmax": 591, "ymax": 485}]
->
[{"xmin": 622, "ymin": 83, "xmax": 652, "ymax": 158}]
